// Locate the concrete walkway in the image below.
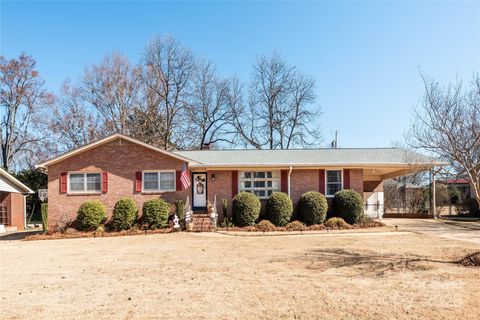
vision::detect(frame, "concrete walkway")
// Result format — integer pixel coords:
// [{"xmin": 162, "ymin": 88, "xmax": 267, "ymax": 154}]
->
[{"xmin": 383, "ymin": 218, "xmax": 480, "ymax": 245}]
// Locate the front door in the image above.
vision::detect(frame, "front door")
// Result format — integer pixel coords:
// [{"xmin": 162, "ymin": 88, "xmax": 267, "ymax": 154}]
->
[{"xmin": 192, "ymin": 172, "xmax": 207, "ymax": 210}]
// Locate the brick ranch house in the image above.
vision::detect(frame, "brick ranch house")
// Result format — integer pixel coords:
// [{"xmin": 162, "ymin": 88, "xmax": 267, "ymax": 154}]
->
[
  {"xmin": 0, "ymin": 167, "xmax": 34, "ymax": 231},
  {"xmin": 36, "ymin": 134, "xmax": 440, "ymax": 230}
]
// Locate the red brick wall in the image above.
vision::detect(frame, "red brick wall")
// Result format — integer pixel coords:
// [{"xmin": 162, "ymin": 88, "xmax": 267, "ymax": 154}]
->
[
  {"xmin": 206, "ymin": 171, "xmax": 233, "ymax": 221},
  {"xmin": 0, "ymin": 192, "xmax": 25, "ymax": 229},
  {"xmin": 290, "ymin": 169, "xmax": 320, "ymax": 204},
  {"xmin": 350, "ymin": 169, "xmax": 364, "ymax": 194},
  {"xmin": 47, "ymin": 139, "xmax": 190, "ymax": 230},
  {"xmin": 10, "ymin": 193, "xmax": 25, "ymax": 229}
]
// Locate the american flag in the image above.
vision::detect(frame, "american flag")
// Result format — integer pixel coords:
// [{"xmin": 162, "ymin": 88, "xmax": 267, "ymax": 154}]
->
[{"xmin": 180, "ymin": 162, "xmax": 191, "ymax": 189}]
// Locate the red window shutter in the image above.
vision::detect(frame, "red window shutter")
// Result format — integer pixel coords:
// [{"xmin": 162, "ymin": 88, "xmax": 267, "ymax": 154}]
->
[
  {"xmin": 176, "ymin": 170, "xmax": 182, "ymax": 191},
  {"xmin": 231, "ymin": 171, "xmax": 238, "ymax": 197},
  {"xmin": 280, "ymin": 170, "xmax": 288, "ymax": 193},
  {"xmin": 135, "ymin": 172, "xmax": 142, "ymax": 192},
  {"xmin": 343, "ymin": 169, "xmax": 350, "ymax": 189},
  {"xmin": 60, "ymin": 172, "xmax": 67, "ymax": 193},
  {"xmin": 102, "ymin": 172, "xmax": 108, "ymax": 193},
  {"xmin": 319, "ymin": 169, "xmax": 325, "ymax": 195}
]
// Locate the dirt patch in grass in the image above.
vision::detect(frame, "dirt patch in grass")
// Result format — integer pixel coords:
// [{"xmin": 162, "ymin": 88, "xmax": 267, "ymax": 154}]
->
[{"xmin": 1, "ymin": 231, "xmax": 479, "ymax": 319}]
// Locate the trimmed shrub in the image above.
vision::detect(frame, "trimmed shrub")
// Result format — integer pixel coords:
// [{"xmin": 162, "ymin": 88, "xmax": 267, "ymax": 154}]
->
[
  {"xmin": 297, "ymin": 191, "xmax": 328, "ymax": 225},
  {"xmin": 112, "ymin": 198, "xmax": 138, "ymax": 231},
  {"xmin": 266, "ymin": 192, "xmax": 293, "ymax": 226},
  {"xmin": 256, "ymin": 220, "xmax": 276, "ymax": 232},
  {"xmin": 325, "ymin": 217, "xmax": 350, "ymax": 230},
  {"xmin": 285, "ymin": 220, "xmax": 306, "ymax": 231},
  {"xmin": 142, "ymin": 198, "xmax": 170, "ymax": 228},
  {"xmin": 41, "ymin": 203, "xmax": 48, "ymax": 232},
  {"xmin": 76, "ymin": 200, "xmax": 106, "ymax": 231},
  {"xmin": 333, "ymin": 189, "xmax": 364, "ymax": 224},
  {"xmin": 233, "ymin": 192, "xmax": 261, "ymax": 227}
]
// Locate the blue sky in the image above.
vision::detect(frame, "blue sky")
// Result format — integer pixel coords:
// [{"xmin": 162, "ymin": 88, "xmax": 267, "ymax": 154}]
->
[{"xmin": 1, "ymin": 1, "xmax": 479, "ymax": 148}]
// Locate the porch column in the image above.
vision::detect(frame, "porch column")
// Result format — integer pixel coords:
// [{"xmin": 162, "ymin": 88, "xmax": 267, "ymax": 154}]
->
[{"xmin": 430, "ymin": 169, "xmax": 436, "ymax": 219}]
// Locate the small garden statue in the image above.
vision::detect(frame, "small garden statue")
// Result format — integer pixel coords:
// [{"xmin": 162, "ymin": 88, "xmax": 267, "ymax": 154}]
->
[{"xmin": 172, "ymin": 214, "xmax": 180, "ymax": 230}]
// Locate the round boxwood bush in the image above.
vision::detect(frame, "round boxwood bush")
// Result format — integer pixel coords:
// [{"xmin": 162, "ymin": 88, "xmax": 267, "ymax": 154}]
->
[
  {"xmin": 76, "ymin": 200, "xmax": 106, "ymax": 231},
  {"xmin": 333, "ymin": 189, "xmax": 364, "ymax": 224},
  {"xmin": 266, "ymin": 192, "xmax": 293, "ymax": 226},
  {"xmin": 142, "ymin": 198, "xmax": 170, "ymax": 228},
  {"xmin": 297, "ymin": 191, "xmax": 328, "ymax": 225},
  {"xmin": 233, "ymin": 192, "xmax": 261, "ymax": 227},
  {"xmin": 112, "ymin": 197, "xmax": 138, "ymax": 230}
]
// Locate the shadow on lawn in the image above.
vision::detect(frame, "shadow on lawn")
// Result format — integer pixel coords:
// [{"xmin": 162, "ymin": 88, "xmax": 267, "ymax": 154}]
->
[{"xmin": 287, "ymin": 248, "xmax": 460, "ymax": 277}]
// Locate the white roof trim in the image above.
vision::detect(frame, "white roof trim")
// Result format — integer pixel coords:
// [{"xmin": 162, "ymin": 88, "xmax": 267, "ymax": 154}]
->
[
  {"xmin": 36, "ymin": 133, "xmax": 199, "ymax": 169},
  {"xmin": 0, "ymin": 168, "xmax": 34, "ymax": 194}
]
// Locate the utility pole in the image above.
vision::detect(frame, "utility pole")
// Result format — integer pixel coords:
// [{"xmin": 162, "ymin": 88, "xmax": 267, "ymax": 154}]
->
[{"xmin": 331, "ymin": 131, "xmax": 338, "ymax": 148}]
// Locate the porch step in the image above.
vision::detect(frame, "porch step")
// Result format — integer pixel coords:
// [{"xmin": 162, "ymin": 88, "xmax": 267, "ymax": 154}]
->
[{"xmin": 192, "ymin": 214, "xmax": 212, "ymax": 232}]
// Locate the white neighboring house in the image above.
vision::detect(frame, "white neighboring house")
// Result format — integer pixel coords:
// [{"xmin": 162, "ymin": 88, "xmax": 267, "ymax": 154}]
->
[{"xmin": 0, "ymin": 168, "xmax": 34, "ymax": 233}]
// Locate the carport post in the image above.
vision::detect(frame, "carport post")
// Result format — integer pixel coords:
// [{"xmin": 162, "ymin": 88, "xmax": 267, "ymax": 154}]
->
[{"xmin": 430, "ymin": 169, "xmax": 436, "ymax": 219}]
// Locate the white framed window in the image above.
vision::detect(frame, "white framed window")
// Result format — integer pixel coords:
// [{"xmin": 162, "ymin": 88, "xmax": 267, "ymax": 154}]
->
[
  {"xmin": 143, "ymin": 171, "xmax": 176, "ymax": 192},
  {"xmin": 326, "ymin": 170, "xmax": 343, "ymax": 197},
  {"xmin": 68, "ymin": 172, "xmax": 101, "ymax": 193},
  {"xmin": 239, "ymin": 171, "xmax": 280, "ymax": 199}
]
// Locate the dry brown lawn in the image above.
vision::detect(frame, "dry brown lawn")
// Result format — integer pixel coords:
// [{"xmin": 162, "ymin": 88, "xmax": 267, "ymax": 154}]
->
[{"xmin": 0, "ymin": 230, "xmax": 479, "ymax": 320}]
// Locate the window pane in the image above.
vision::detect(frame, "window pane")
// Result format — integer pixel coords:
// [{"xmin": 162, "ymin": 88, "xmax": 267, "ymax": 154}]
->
[
  {"xmin": 86, "ymin": 173, "xmax": 101, "ymax": 191},
  {"xmin": 254, "ymin": 172, "xmax": 265, "ymax": 179},
  {"xmin": 254, "ymin": 190, "xmax": 265, "ymax": 197},
  {"xmin": 327, "ymin": 170, "xmax": 342, "ymax": 183},
  {"xmin": 144, "ymin": 172, "xmax": 159, "ymax": 190},
  {"xmin": 327, "ymin": 183, "xmax": 342, "ymax": 196},
  {"xmin": 243, "ymin": 181, "xmax": 251, "ymax": 188},
  {"xmin": 242, "ymin": 172, "xmax": 252, "ymax": 179},
  {"xmin": 254, "ymin": 181, "xmax": 265, "ymax": 188},
  {"xmin": 70, "ymin": 174, "xmax": 85, "ymax": 191},
  {"xmin": 160, "ymin": 172, "xmax": 175, "ymax": 190},
  {"xmin": 271, "ymin": 181, "xmax": 279, "ymax": 189},
  {"xmin": 267, "ymin": 181, "xmax": 272, "ymax": 188},
  {"xmin": 267, "ymin": 190, "xmax": 273, "ymax": 196}
]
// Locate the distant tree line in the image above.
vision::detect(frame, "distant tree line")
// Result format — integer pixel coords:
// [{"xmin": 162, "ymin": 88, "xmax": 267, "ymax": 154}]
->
[{"xmin": 1, "ymin": 36, "xmax": 322, "ymax": 172}]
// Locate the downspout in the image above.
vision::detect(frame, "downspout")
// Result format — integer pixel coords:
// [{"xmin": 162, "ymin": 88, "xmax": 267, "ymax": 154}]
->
[{"xmin": 288, "ymin": 166, "xmax": 293, "ymax": 197}]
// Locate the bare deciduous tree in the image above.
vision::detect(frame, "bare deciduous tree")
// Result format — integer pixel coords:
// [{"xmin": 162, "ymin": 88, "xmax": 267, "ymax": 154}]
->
[
  {"xmin": 47, "ymin": 81, "xmax": 104, "ymax": 152},
  {"xmin": 0, "ymin": 54, "xmax": 50, "ymax": 171},
  {"xmin": 140, "ymin": 36, "xmax": 196, "ymax": 149},
  {"xmin": 232, "ymin": 52, "xmax": 321, "ymax": 149},
  {"xmin": 82, "ymin": 53, "xmax": 141, "ymax": 134},
  {"xmin": 186, "ymin": 60, "xmax": 233, "ymax": 149},
  {"xmin": 409, "ymin": 74, "xmax": 480, "ymax": 207}
]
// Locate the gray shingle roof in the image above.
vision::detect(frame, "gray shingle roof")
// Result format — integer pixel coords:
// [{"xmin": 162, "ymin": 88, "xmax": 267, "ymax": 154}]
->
[{"xmin": 174, "ymin": 148, "xmax": 440, "ymax": 167}]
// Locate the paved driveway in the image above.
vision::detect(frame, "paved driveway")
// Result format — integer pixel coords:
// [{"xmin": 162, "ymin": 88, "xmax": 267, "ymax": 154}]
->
[{"xmin": 383, "ymin": 218, "xmax": 480, "ymax": 245}]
